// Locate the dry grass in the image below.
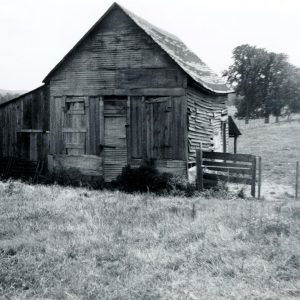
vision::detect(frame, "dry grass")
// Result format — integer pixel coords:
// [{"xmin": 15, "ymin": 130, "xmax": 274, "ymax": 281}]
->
[
  {"xmin": 230, "ymin": 119, "xmax": 300, "ymax": 186},
  {"xmin": 1, "ymin": 180, "xmax": 300, "ymax": 299},
  {"xmin": 228, "ymin": 119, "xmax": 300, "ymax": 199}
]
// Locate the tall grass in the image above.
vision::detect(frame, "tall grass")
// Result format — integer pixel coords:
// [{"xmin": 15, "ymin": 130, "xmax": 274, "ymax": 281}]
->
[{"xmin": 0, "ymin": 180, "xmax": 299, "ymax": 299}]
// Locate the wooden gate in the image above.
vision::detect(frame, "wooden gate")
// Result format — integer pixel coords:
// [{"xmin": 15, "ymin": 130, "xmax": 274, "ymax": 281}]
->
[{"xmin": 196, "ymin": 150, "xmax": 258, "ymax": 197}]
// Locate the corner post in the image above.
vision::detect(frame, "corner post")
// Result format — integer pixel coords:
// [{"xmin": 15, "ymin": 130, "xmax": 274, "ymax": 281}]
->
[
  {"xmin": 251, "ymin": 156, "xmax": 256, "ymax": 197},
  {"xmin": 196, "ymin": 148, "xmax": 203, "ymax": 191},
  {"xmin": 296, "ymin": 161, "xmax": 299, "ymax": 201},
  {"xmin": 258, "ymin": 156, "xmax": 262, "ymax": 199}
]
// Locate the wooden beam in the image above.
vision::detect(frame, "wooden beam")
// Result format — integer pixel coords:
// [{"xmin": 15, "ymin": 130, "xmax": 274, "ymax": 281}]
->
[
  {"xmin": 222, "ymin": 122, "xmax": 227, "ymax": 153},
  {"xmin": 85, "ymin": 96, "xmax": 90, "ymax": 155},
  {"xmin": 99, "ymin": 96, "xmax": 104, "ymax": 161},
  {"xmin": 17, "ymin": 129, "xmax": 50, "ymax": 133},
  {"xmin": 126, "ymin": 96, "xmax": 131, "ymax": 164},
  {"xmin": 203, "ymin": 151, "xmax": 255, "ymax": 163},
  {"xmin": 251, "ymin": 156, "xmax": 257, "ymax": 197},
  {"xmin": 51, "ymin": 88, "xmax": 186, "ymax": 97},
  {"xmin": 196, "ymin": 148, "xmax": 203, "ymax": 191},
  {"xmin": 234, "ymin": 136, "xmax": 237, "ymax": 154},
  {"xmin": 258, "ymin": 156, "xmax": 262, "ymax": 199},
  {"xmin": 296, "ymin": 161, "xmax": 299, "ymax": 201}
]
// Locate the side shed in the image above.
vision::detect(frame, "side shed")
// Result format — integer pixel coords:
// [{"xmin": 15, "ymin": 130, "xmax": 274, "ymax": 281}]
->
[{"xmin": 0, "ymin": 85, "xmax": 49, "ymax": 162}]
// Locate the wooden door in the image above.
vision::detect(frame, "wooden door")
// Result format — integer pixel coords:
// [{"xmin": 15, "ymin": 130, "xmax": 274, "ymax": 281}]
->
[
  {"xmin": 102, "ymin": 98, "xmax": 127, "ymax": 182},
  {"xmin": 146, "ymin": 97, "xmax": 172, "ymax": 159}
]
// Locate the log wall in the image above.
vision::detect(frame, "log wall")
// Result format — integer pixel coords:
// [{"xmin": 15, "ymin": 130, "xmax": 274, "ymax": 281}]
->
[{"xmin": 187, "ymin": 86, "xmax": 228, "ymax": 163}]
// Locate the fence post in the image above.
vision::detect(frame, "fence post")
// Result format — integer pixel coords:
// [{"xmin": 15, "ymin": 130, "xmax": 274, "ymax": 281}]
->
[
  {"xmin": 258, "ymin": 156, "xmax": 262, "ymax": 199},
  {"xmin": 296, "ymin": 161, "xmax": 299, "ymax": 201},
  {"xmin": 196, "ymin": 149, "xmax": 203, "ymax": 191},
  {"xmin": 251, "ymin": 156, "xmax": 256, "ymax": 197}
]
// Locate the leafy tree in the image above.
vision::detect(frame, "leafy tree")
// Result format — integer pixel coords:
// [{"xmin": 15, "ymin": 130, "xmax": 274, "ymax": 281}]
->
[{"xmin": 224, "ymin": 44, "xmax": 300, "ymax": 121}]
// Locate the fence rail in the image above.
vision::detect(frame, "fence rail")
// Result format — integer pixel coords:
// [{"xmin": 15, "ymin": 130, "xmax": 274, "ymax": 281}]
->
[{"xmin": 196, "ymin": 150, "xmax": 260, "ymax": 197}]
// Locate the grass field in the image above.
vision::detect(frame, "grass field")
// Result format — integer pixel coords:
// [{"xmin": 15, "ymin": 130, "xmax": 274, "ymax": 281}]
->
[
  {"xmin": 1, "ymin": 181, "xmax": 300, "ymax": 299},
  {"xmin": 1, "ymin": 118, "xmax": 300, "ymax": 299},
  {"xmin": 229, "ymin": 119, "xmax": 300, "ymax": 200}
]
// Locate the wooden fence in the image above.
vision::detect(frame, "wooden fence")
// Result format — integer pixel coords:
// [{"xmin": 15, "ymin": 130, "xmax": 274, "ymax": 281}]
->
[{"xmin": 196, "ymin": 150, "xmax": 261, "ymax": 197}]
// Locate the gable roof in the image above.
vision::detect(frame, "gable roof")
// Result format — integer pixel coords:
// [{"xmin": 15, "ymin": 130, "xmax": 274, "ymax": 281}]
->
[
  {"xmin": 43, "ymin": 2, "xmax": 231, "ymax": 94},
  {"xmin": 228, "ymin": 116, "xmax": 242, "ymax": 137}
]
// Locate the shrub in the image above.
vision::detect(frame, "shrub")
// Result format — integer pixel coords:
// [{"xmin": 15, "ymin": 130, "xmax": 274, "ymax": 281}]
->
[
  {"xmin": 113, "ymin": 163, "xmax": 196, "ymax": 196},
  {"xmin": 40, "ymin": 168, "xmax": 104, "ymax": 190},
  {"xmin": 113, "ymin": 164, "xmax": 171, "ymax": 194},
  {"xmin": 167, "ymin": 175, "xmax": 196, "ymax": 197}
]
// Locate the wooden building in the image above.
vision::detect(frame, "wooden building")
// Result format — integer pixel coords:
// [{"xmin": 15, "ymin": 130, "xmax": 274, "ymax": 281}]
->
[{"xmin": 0, "ymin": 3, "xmax": 231, "ymax": 181}]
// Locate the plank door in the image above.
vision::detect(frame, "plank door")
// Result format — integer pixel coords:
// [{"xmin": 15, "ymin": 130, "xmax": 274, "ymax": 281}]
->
[
  {"xmin": 62, "ymin": 97, "xmax": 87, "ymax": 155},
  {"xmin": 146, "ymin": 97, "xmax": 172, "ymax": 159},
  {"xmin": 102, "ymin": 98, "xmax": 127, "ymax": 182}
]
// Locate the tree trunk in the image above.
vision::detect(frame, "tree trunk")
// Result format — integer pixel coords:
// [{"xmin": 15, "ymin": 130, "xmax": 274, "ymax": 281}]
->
[
  {"xmin": 275, "ymin": 115, "xmax": 279, "ymax": 123},
  {"xmin": 264, "ymin": 114, "xmax": 269, "ymax": 124}
]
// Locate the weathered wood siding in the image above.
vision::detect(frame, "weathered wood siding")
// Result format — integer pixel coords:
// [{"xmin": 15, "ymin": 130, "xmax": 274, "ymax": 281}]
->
[
  {"xmin": 48, "ymin": 7, "xmax": 186, "ymax": 96},
  {"xmin": 47, "ymin": 6, "xmax": 188, "ymax": 179},
  {"xmin": 0, "ymin": 86, "xmax": 49, "ymax": 161},
  {"xmin": 187, "ymin": 86, "xmax": 228, "ymax": 162},
  {"xmin": 130, "ymin": 96, "xmax": 187, "ymax": 161}
]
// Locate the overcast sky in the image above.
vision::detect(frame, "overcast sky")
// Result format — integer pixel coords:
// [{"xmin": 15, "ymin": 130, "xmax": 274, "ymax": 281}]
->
[{"xmin": 1, "ymin": 0, "xmax": 300, "ymax": 91}]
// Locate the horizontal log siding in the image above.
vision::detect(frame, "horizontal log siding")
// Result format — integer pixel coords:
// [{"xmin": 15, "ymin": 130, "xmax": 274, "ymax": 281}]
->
[
  {"xmin": 0, "ymin": 87, "xmax": 49, "ymax": 159},
  {"xmin": 187, "ymin": 87, "xmax": 228, "ymax": 162}
]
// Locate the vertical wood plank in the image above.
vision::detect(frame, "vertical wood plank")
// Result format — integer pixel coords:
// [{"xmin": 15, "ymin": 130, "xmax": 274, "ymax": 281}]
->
[
  {"xmin": 258, "ymin": 156, "xmax": 262, "ymax": 199},
  {"xmin": 131, "ymin": 97, "xmax": 138, "ymax": 158},
  {"xmin": 61, "ymin": 97, "xmax": 66, "ymax": 154},
  {"xmin": 150, "ymin": 103, "xmax": 154, "ymax": 158},
  {"xmin": 296, "ymin": 161, "xmax": 299, "ymax": 201},
  {"xmin": 234, "ymin": 136, "xmax": 237, "ymax": 154},
  {"xmin": 196, "ymin": 148, "xmax": 203, "ymax": 191},
  {"xmin": 126, "ymin": 96, "xmax": 131, "ymax": 163},
  {"xmin": 181, "ymin": 95, "xmax": 188, "ymax": 175},
  {"xmin": 85, "ymin": 96, "xmax": 90, "ymax": 154},
  {"xmin": 141, "ymin": 97, "xmax": 147, "ymax": 160},
  {"xmin": 146, "ymin": 101, "xmax": 150, "ymax": 159},
  {"xmin": 222, "ymin": 122, "xmax": 227, "ymax": 153},
  {"xmin": 99, "ymin": 96, "xmax": 104, "ymax": 152},
  {"xmin": 89, "ymin": 97, "xmax": 96, "ymax": 154},
  {"xmin": 251, "ymin": 156, "xmax": 256, "ymax": 197},
  {"xmin": 29, "ymin": 133, "xmax": 37, "ymax": 161}
]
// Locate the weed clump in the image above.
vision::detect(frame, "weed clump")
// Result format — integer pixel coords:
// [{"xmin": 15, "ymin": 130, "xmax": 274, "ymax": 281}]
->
[{"xmin": 113, "ymin": 164, "xmax": 196, "ymax": 196}]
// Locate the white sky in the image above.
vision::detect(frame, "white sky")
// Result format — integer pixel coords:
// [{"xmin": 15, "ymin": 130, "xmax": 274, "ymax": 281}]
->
[{"xmin": 1, "ymin": 0, "xmax": 300, "ymax": 90}]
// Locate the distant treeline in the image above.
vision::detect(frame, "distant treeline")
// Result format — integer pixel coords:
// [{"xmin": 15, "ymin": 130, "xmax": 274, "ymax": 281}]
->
[
  {"xmin": 224, "ymin": 44, "xmax": 300, "ymax": 122},
  {"xmin": 0, "ymin": 93, "xmax": 21, "ymax": 105}
]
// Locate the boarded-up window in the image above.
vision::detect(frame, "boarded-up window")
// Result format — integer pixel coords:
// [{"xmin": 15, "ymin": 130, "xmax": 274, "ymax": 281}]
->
[
  {"xmin": 62, "ymin": 97, "xmax": 87, "ymax": 155},
  {"xmin": 104, "ymin": 99, "xmax": 127, "ymax": 115}
]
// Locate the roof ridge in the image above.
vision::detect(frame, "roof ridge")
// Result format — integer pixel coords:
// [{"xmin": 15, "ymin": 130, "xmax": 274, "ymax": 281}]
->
[{"xmin": 117, "ymin": 3, "xmax": 182, "ymax": 42}]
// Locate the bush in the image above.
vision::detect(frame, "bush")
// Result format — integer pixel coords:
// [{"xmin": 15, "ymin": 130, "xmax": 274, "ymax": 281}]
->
[
  {"xmin": 40, "ymin": 168, "xmax": 104, "ymax": 190},
  {"xmin": 113, "ymin": 163, "xmax": 196, "ymax": 196},
  {"xmin": 112, "ymin": 164, "xmax": 170, "ymax": 194}
]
